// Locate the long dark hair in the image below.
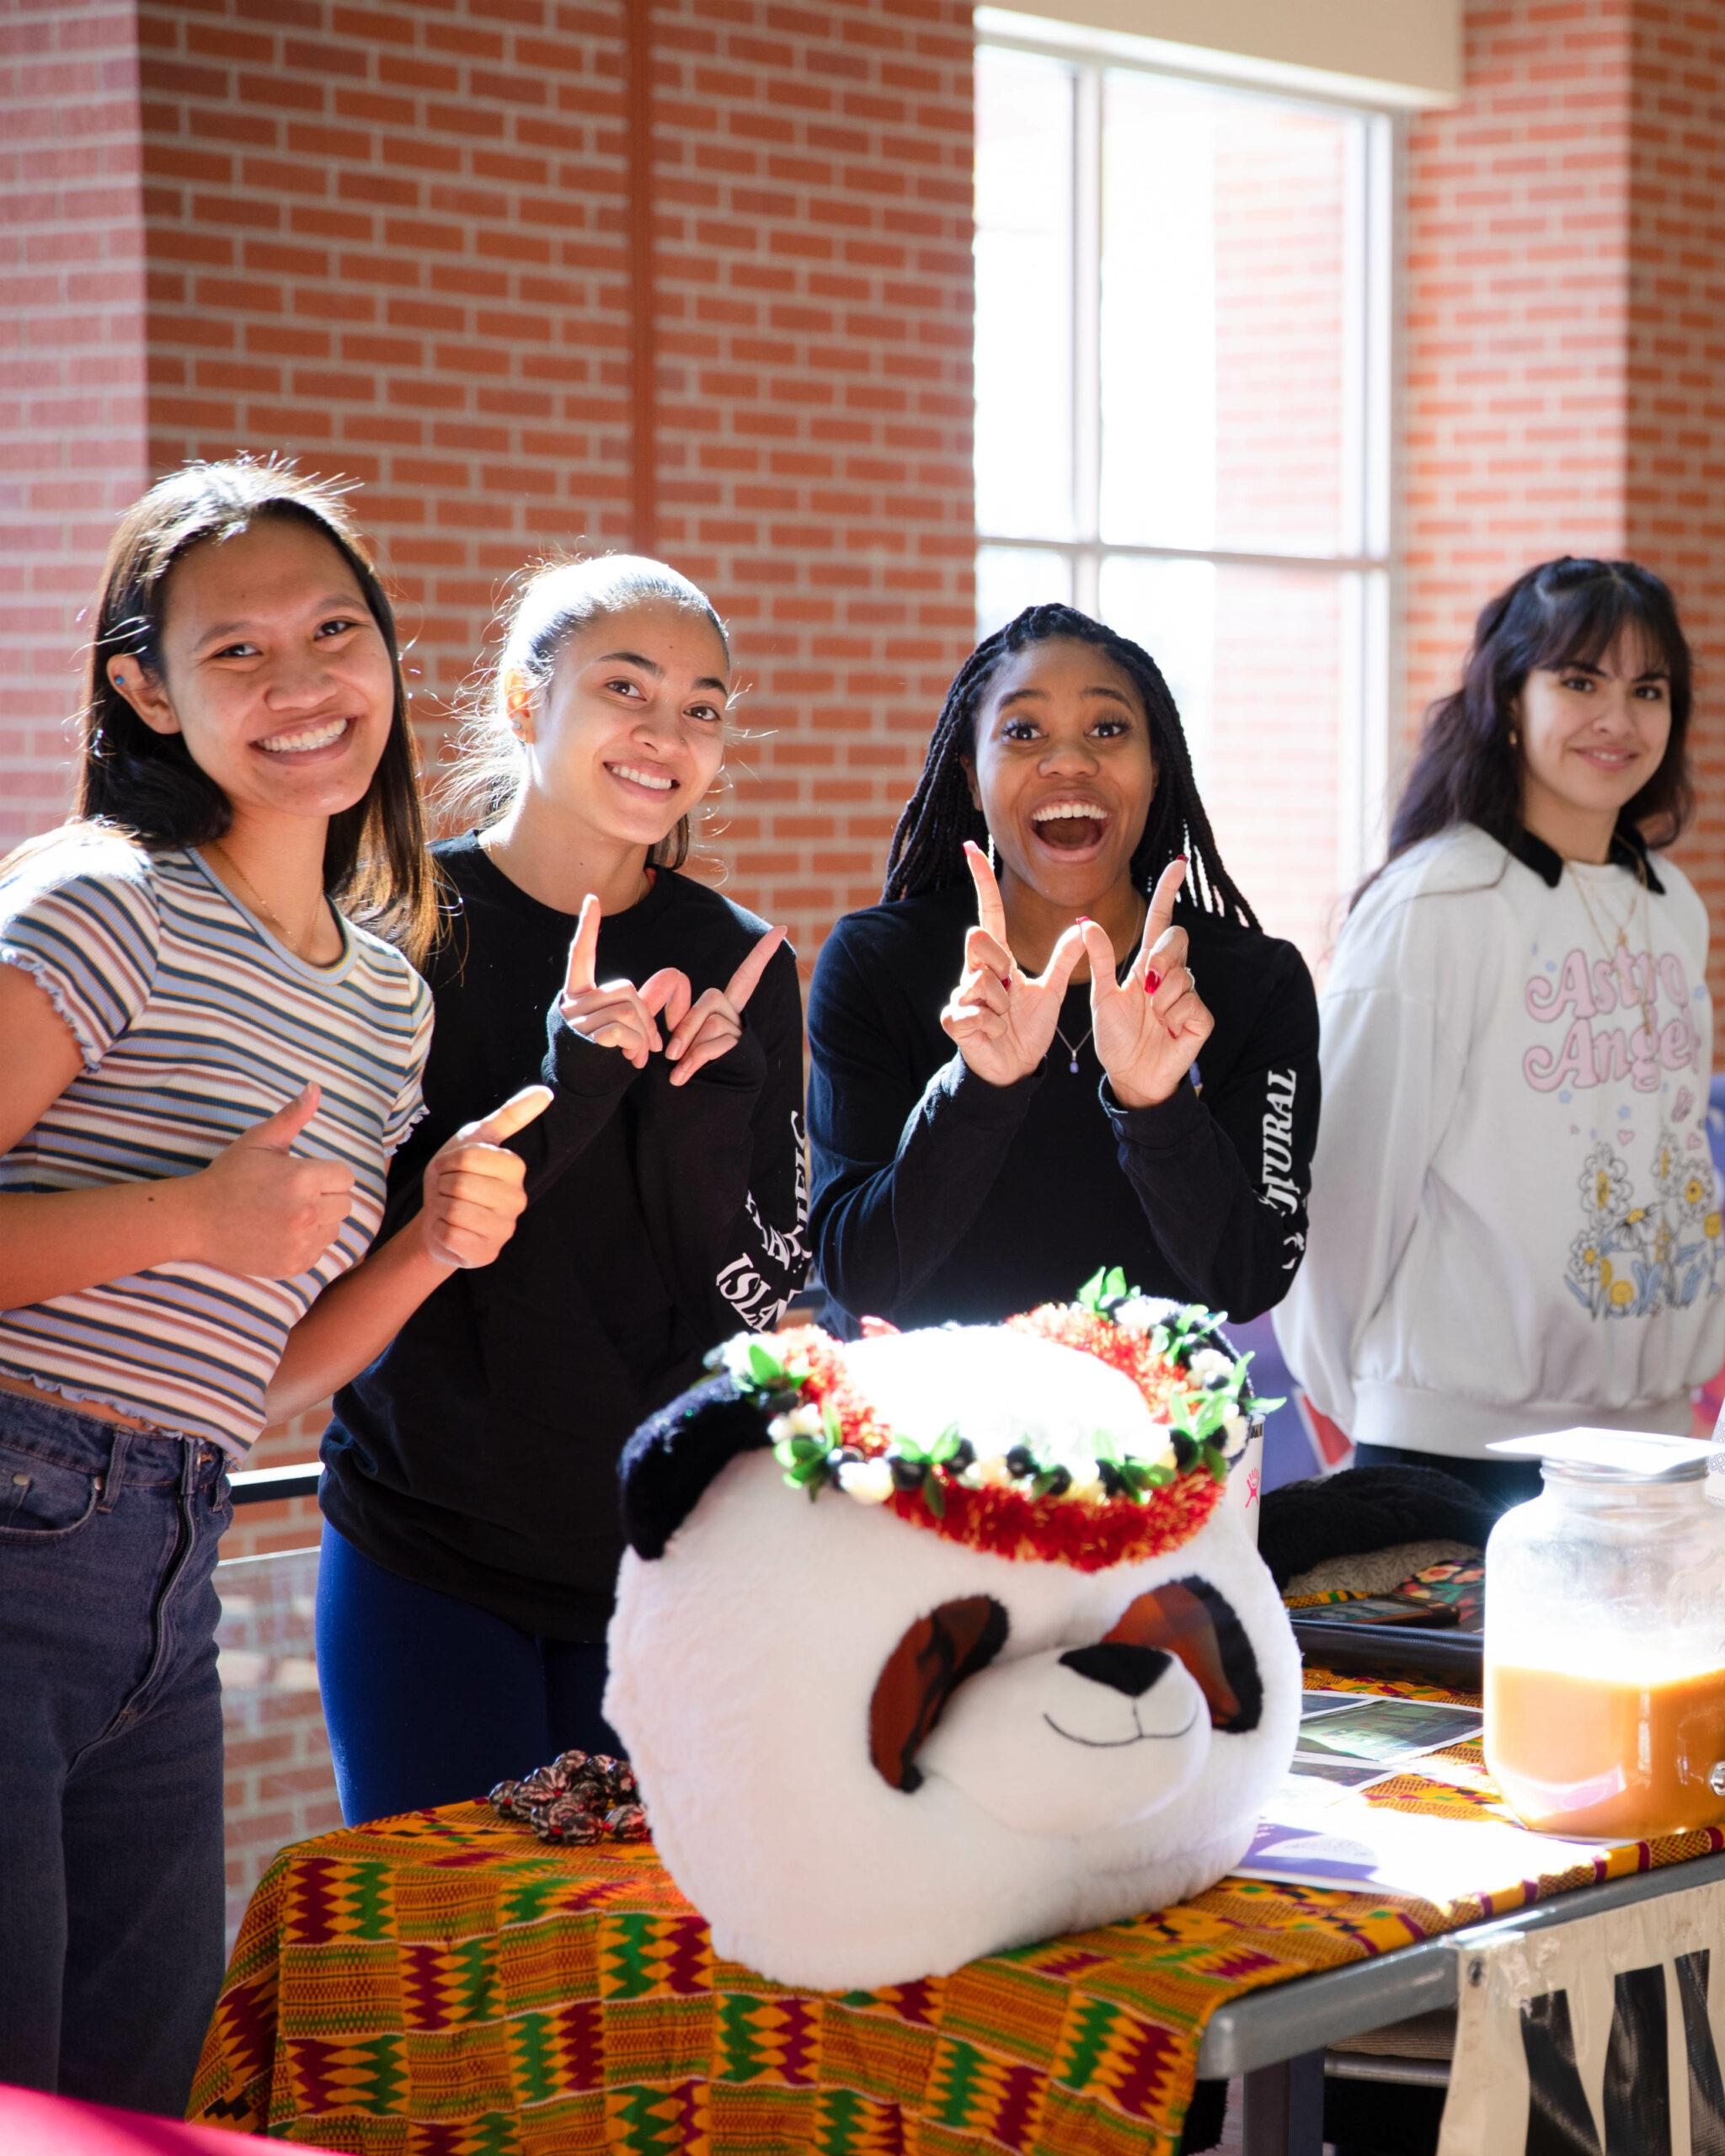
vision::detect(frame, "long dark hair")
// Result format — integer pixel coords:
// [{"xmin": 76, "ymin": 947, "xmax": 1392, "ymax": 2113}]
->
[
  {"xmin": 1380, "ymin": 556, "xmax": 1695, "ymax": 885},
  {"xmin": 884, "ymin": 602, "xmax": 1258, "ymax": 927},
  {"xmin": 76, "ymin": 457, "xmax": 435, "ymax": 963}
]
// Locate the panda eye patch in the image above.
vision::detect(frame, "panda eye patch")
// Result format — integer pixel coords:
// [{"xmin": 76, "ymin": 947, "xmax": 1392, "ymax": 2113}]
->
[
  {"xmin": 1104, "ymin": 1577, "xmax": 1263, "ymax": 1733},
  {"xmin": 868, "ymin": 1596, "xmax": 1009, "ymax": 1792}
]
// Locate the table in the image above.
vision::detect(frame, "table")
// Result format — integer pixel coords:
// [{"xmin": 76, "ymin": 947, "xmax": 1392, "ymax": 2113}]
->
[{"xmin": 189, "ymin": 1673, "xmax": 1725, "ymax": 2156}]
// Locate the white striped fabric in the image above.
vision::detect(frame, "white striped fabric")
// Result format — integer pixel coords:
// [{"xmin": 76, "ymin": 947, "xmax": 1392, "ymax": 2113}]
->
[{"xmin": 0, "ymin": 828, "xmax": 431, "ymax": 1456}]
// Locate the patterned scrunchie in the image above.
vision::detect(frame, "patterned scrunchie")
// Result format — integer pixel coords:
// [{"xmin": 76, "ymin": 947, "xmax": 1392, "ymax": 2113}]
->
[{"xmin": 490, "ymin": 1750, "xmax": 648, "ymax": 1845}]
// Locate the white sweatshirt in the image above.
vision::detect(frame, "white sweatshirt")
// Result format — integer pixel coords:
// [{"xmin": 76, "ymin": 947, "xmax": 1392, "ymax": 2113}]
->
[{"xmin": 1274, "ymin": 824, "xmax": 1722, "ymax": 1456}]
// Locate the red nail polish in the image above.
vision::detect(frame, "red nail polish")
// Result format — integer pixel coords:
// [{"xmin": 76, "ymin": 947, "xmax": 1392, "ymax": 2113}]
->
[{"xmin": 1146, "ymin": 969, "xmax": 1162, "ymax": 995}]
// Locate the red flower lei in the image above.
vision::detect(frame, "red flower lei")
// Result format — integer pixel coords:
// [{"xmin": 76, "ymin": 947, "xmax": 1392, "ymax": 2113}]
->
[{"xmin": 769, "ymin": 1310, "xmax": 1226, "ymax": 1572}]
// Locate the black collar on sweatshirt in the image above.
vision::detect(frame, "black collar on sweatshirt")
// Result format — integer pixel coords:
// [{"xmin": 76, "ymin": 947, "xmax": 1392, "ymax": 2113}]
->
[{"xmin": 1498, "ymin": 819, "xmax": 1665, "ymax": 896}]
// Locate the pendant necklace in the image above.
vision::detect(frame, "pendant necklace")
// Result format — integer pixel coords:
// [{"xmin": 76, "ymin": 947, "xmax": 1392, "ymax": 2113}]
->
[
  {"xmin": 1050, "ymin": 897, "xmax": 1145, "ymax": 1074},
  {"xmin": 1053, "ymin": 1019, "xmax": 1093, "ymax": 1076},
  {"xmin": 1567, "ymin": 859, "xmax": 1658, "ymax": 1043}
]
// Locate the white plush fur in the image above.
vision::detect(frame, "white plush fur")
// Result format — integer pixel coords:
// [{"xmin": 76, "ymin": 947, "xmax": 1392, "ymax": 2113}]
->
[{"xmin": 605, "ymin": 1326, "xmax": 1300, "ymax": 1992}]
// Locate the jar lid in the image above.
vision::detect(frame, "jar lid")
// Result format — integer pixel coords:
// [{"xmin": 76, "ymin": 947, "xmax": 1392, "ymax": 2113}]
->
[{"xmin": 1488, "ymin": 1428, "xmax": 1713, "ymax": 1484}]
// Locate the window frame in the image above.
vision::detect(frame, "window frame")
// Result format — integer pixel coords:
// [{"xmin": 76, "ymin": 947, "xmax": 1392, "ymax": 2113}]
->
[{"xmin": 974, "ymin": 19, "xmax": 1401, "ymax": 891}]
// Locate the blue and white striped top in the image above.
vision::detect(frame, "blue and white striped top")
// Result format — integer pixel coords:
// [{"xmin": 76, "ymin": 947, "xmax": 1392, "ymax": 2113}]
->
[{"xmin": 0, "ymin": 829, "xmax": 432, "ymax": 1456}]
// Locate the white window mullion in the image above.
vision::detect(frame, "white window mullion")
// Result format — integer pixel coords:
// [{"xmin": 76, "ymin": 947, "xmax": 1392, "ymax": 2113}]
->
[{"xmin": 1071, "ymin": 57, "xmax": 1103, "ymax": 615}]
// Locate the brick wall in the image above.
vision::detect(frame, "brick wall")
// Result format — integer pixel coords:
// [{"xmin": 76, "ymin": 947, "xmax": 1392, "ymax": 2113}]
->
[
  {"xmin": 1624, "ymin": 1, "xmax": 1725, "ymax": 967},
  {"xmin": 648, "ymin": 0, "xmax": 975, "ymax": 932},
  {"xmin": 136, "ymin": 0, "xmax": 635, "ymax": 756},
  {"xmin": 0, "ymin": 2, "xmax": 147, "ymax": 848},
  {"xmin": 1402, "ymin": 0, "xmax": 1725, "ymax": 1000},
  {"xmin": 1403, "ymin": 0, "xmax": 1635, "ymax": 744}
]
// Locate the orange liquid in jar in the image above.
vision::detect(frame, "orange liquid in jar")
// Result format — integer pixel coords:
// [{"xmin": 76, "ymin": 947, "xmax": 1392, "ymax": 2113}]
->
[{"xmin": 1485, "ymin": 1661, "xmax": 1725, "ymax": 1840}]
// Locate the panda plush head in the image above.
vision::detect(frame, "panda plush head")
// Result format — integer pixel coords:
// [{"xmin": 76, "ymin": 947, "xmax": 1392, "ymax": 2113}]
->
[{"xmin": 604, "ymin": 1283, "xmax": 1300, "ymax": 1992}]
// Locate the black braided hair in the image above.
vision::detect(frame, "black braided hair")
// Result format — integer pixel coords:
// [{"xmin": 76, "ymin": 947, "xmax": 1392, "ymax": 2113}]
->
[{"xmin": 884, "ymin": 602, "xmax": 1258, "ymax": 929}]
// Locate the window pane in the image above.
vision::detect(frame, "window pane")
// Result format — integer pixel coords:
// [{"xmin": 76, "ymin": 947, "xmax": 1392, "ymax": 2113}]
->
[
  {"xmin": 978, "ymin": 544, "xmax": 1073, "ymax": 638},
  {"xmin": 1100, "ymin": 554, "xmax": 1354, "ymax": 971},
  {"xmin": 1100, "ymin": 72, "xmax": 1360, "ymax": 558},
  {"xmin": 975, "ymin": 48, "xmax": 1076, "ymax": 540}
]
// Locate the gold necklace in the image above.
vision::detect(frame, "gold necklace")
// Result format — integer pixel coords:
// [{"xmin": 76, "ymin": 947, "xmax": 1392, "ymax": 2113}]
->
[
  {"xmin": 206, "ymin": 841, "xmax": 328, "ymax": 962},
  {"xmin": 1567, "ymin": 861, "xmax": 1658, "ymax": 1040}
]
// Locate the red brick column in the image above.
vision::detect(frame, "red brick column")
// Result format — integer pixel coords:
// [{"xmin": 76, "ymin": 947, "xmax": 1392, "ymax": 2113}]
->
[{"xmin": 0, "ymin": 3, "xmax": 148, "ymax": 847}]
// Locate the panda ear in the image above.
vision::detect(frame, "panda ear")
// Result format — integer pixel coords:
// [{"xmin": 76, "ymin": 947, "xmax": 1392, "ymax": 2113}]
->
[
  {"xmin": 868, "ymin": 1596, "xmax": 1010, "ymax": 1793},
  {"xmin": 619, "ymin": 1373, "xmax": 773, "ymax": 1559}
]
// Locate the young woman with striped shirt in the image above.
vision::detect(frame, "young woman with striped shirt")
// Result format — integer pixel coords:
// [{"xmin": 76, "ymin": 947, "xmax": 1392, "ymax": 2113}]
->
[{"xmin": 0, "ymin": 462, "xmax": 543, "ymax": 2116}]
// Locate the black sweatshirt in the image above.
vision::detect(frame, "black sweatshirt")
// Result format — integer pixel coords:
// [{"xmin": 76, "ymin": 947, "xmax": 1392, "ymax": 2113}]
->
[
  {"xmin": 321, "ymin": 835, "xmax": 809, "ymax": 1640},
  {"xmin": 808, "ymin": 883, "xmax": 1319, "ymax": 1333}
]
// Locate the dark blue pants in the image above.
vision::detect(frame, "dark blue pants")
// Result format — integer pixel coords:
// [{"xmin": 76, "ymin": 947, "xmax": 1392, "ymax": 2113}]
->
[
  {"xmin": 0, "ymin": 1391, "xmax": 231, "ymax": 2116},
  {"xmin": 314, "ymin": 1520, "xmax": 621, "ymax": 1827}
]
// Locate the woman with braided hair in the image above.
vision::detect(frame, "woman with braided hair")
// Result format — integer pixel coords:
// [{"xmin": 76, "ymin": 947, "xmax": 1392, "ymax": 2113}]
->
[{"xmin": 808, "ymin": 602, "xmax": 1320, "ymax": 1331}]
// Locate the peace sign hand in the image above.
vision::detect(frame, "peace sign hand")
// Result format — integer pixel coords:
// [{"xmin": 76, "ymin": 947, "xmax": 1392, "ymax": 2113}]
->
[
  {"xmin": 1081, "ymin": 856, "xmax": 1214, "ymax": 1109},
  {"xmin": 939, "ymin": 841, "xmax": 1087, "ymax": 1087},
  {"xmin": 661, "ymin": 926, "xmax": 786, "ymax": 1086},
  {"xmin": 558, "ymin": 894, "xmax": 665, "ymax": 1069}
]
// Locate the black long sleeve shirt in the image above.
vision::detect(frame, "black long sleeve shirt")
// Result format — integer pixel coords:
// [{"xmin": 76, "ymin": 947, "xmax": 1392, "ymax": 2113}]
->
[
  {"xmin": 321, "ymin": 835, "xmax": 809, "ymax": 1639},
  {"xmin": 808, "ymin": 883, "xmax": 1319, "ymax": 1333}
]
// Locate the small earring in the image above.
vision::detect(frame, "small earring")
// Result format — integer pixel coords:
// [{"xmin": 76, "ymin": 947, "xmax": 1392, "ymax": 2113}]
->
[
  {"xmin": 986, "ymin": 833, "xmax": 997, "ymax": 872},
  {"xmin": 1508, "ymin": 728, "xmax": 1520, "ymax": 747}
]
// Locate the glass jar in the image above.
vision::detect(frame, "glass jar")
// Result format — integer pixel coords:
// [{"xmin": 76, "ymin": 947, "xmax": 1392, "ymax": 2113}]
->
[{"xmin": 1484, "ymin": 1459, "xmax": 1725, "ymax": 1842}]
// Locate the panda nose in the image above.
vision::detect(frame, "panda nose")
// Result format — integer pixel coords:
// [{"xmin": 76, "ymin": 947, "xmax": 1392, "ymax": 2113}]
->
[{"xmin": 1059, "ymin": 1643, "xmax": 1174, "ymax": 1698}]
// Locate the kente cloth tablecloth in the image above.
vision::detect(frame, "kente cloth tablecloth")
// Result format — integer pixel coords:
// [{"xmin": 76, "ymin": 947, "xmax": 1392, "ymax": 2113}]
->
[{"xmin": 188, "ymin": 1673, "xmax": 1725, "ymax": 2156}]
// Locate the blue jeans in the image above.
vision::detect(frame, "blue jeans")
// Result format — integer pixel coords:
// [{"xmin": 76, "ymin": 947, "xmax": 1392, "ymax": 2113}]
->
[
  {"xmin": 0, "ymin": 1390, "xmax": 231, "ymax": 2115},
  {"xmin": 315, "ymin": 1522, "xmax": 621, "ymax": 1827}
]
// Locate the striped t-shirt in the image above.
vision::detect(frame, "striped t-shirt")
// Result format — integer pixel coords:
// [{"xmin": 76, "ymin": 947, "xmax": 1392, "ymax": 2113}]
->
[{"xmin": 0, "ymin": 830, "xmax": 432, "ymax": 1456}]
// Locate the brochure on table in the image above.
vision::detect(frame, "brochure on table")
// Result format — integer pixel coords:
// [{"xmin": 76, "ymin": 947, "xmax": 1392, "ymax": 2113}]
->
[{"xmin": 1236, "ymin": 1688, "xmax": 1613, "ymax": 1895}]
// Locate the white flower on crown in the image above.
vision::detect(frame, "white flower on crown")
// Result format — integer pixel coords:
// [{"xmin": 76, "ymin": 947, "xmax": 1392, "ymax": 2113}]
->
[
  {"xmin": 719, "ymin": 1336, "xmax": 766, "ymax": 1386},
  {"xmin": 1187, "ymin": 1347, "xmax": 1235, "ymax": 1390},
  {"xmin": 1112, "ymin": 1294, "xmax": 1183, "ymax": 1337},
  {"xmin": 964, "ymin": 1452, "xmax": 1017, "ymax": 1490},
  {"xmin": 1065, "ymin": 1456, "xmax": 1105, "ymax": 1502},
  {"xmin": 836, "ymin": 1457, "xmax": 895, "ymax": 1505}
]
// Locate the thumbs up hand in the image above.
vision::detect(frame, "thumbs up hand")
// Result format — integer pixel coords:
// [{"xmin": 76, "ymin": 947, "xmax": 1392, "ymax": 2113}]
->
[
  {"xmin": 417, "ymin": 1085, "xmax": 553, "ymax": 1270},
  {"xmin": 190, "ymin": 1083, "xmax": 357, "ymax": 1278}
]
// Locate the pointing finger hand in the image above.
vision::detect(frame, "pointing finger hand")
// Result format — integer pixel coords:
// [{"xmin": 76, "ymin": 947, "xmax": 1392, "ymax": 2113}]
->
[
  {"xmin": 459, "ymin": 1084, "xmax": 554, "ymax": 1147},
  {"xmin": 564, "ymin": 895, "xmax": 601, "ymax": 1000},
  {"xmin": 1135, "ymin": 857, "xmax": 1187, "ymax": 979},
  {"xmin": 724, "ymin": 926, "xmax": 785, "ymax": 1011},
  {"xmin": 963, "ymin": 840, "xmax": 1009, "ymax": 947}
]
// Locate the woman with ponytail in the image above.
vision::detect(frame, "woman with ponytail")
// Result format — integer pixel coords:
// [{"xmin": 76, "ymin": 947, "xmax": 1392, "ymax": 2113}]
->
[{"xmin": 808, "ymin": 603, "xmax": 1320, "ymax": 1330}]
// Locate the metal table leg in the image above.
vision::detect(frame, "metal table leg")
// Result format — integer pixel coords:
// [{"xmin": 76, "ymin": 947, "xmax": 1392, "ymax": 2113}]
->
[{"xmin": 1241, "ymin": 2048, "xmax": 1325, "ymax": 2156}]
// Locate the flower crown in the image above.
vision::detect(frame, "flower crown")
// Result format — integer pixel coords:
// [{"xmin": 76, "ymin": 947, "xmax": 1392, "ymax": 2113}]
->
[{"xmin": 707, "ymin": 1268, "xmax": 1279, "ymax": 1572}]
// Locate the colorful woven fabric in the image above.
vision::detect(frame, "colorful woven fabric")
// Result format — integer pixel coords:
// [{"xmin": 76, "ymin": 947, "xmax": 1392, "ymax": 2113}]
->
[{"xmin": 190, "ymin": 1673, "xmax": 1724, "ymax": 2156}]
